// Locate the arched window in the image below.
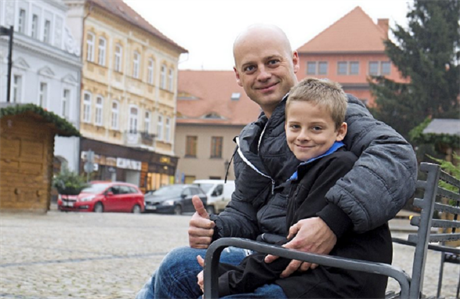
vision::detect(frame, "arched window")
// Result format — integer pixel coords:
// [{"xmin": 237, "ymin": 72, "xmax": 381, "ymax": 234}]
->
[
  {"xmin": 148, "ymin": 58, "xmax": 155, "ymax": 84},
  {"xmin": 133, "ymin": 51, "xmax": 140, "ymax": 78},
  {"xmin": 83, "ymin": 92, "xmax": 92, "ymax": 123},
  {"xmin": 95, "ymin": 96, "xmax": 103, "ymax": 125},
  {"xmin": 160, "ymin": 65, "xmax": 166, "ymax": 89},
  {"xmin": 111, "ymin": 101, "xmax": 119, "ymax": 129},
  {"xmin": 129, "ymin": 106, "xmax": 138, "ymax": 133},
  {"xmin": 114, "ymin": 44, "xmax": 122, "ymax": 72},
  {"xmin": 145, "ymin": 111, "xmax": 151, "ymax": 133},
  {"xmin": 157, "ymin": 114, "xmax": 163, "ymax": 140},
  {"xmin": 86, "ymin": 32, "xmax": 95, "ymax": 62},
  {"xmin": 98, "ymin": 37, "xmax": 106, "ymax": 66}
]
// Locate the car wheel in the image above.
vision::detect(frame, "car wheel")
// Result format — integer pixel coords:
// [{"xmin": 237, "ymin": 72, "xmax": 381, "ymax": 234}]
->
[
  {"xmin": 174, "ymin": 205, "xmax": 182, "ymax": 215},
  {"xmin": 94, "ymin": 202, "xmax": 104, "ymax": 213},
  {"xmin": 206, "ymin": 205, "xmax": 215, "ymax": 215},
  {"xmin": 132, "ymin": 204, "xmax": 141, "ymax": 214}
]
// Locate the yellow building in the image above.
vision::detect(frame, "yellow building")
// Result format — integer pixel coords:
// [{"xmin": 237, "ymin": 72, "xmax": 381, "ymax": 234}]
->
[{"xmin": 64, "ymin": 0, "xmax": 187, "ymax": 191}]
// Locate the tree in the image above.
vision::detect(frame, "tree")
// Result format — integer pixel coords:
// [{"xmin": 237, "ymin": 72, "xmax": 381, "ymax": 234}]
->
[{"xmin": 369, "ymin": 0, "xmax": 460, "ymax": 142}]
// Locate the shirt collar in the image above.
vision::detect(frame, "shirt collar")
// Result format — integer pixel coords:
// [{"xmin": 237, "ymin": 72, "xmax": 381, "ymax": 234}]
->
[{"xmin": 289, "ymin": 141, "xmax": 345, "ymax": 181}]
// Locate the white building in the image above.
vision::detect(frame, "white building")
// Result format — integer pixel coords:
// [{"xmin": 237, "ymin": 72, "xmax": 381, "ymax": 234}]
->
[{"xmin": 0, "ymin": 0, "xmax": 82, "ymax": 172}]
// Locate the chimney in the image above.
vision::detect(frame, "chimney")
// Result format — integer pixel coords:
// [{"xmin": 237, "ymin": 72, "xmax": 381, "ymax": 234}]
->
[{"xmin": 378, "ymin": 19, "xmax": 389, "ymax": 39}]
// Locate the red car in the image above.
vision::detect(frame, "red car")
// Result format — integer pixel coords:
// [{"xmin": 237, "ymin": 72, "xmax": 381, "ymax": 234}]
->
[{"xmin": 58, "ymin": 181, "xmax": 144, "ymax": 213}]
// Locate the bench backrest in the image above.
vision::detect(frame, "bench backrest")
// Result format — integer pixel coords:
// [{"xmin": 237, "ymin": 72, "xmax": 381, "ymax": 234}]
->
[
  {"xmin": 204, "ymin": 162, "xmax": 460, "ymax": 299},
  {"xmin": 407, "ymin": 162, "xmax": 460, "ymax": 296}
]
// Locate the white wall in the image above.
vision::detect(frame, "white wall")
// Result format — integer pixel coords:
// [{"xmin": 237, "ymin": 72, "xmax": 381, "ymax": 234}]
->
[{"xmin": 0, "ymin": 0, "xmax": 82, "ymax": 172}]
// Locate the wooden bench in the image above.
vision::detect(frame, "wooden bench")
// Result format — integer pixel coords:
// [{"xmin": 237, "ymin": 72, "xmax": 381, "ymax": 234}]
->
[{"xmin": 204, "ymin": 162, "xmax": 460, "ymax": 299}]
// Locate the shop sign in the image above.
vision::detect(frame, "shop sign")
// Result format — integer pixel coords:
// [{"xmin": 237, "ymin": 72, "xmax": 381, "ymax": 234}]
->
[{"xmin": 116, "ymin": 157, "xmax": 141, "ymax": 170}]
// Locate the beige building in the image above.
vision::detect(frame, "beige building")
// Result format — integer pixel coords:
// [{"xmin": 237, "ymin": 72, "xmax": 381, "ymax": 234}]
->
[
  {"xmin": 176, "ymin": 70, "xmax": 261, "ymax": 183},
  {"xmin": 64, "ymin": 0, "xmax": 187, "ymax": 191}
]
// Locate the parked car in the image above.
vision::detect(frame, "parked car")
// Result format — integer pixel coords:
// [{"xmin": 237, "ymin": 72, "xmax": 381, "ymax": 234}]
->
[
  {"xmin": 144, "ymin": 184, "xmax": 207, "ymax": 215},
  {"xmin": 57, "ymin": 181, "xmax": 144, "ymax": 213},
  {"xmin": 192, "ymin": 179, "xmax": 235, "ymax": 214}
]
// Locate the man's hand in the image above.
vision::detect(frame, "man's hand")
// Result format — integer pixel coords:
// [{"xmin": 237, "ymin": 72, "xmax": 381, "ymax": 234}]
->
[
  {"xmin": 189, "ymin": 196, "xmax": 215, "ymax": 249},
  {"xmin": 264, "ymin": 217, "xmax": 337, "ymax": 278}
]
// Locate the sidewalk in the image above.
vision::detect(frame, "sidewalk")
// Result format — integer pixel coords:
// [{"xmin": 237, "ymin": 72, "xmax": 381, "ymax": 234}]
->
[{"xmin": 0, "ymin": 210, "xmax": 458, "ymax": 298}]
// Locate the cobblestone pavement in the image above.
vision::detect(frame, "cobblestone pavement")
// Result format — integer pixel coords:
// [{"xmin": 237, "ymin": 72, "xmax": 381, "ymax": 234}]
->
[{"xmin": 0, "ymin": 210, "xmax": 458, "ymax": 299}]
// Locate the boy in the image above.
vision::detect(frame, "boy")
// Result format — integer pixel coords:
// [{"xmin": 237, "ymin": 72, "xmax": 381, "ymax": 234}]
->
[{"xmin": 197, "ymin": 78, "xmax": 392, "ymax": 298}]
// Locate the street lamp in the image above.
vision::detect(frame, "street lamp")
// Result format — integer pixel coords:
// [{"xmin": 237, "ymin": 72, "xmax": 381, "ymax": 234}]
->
[{"xmin": 0, "ymin": 26, "xmax": 13, "ymax": 103}]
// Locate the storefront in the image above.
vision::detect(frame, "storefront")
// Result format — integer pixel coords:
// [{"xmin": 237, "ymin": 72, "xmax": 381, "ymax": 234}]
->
[{"xmin": 80, "ymin": 138, "xmax": 178, "ymax": 192}]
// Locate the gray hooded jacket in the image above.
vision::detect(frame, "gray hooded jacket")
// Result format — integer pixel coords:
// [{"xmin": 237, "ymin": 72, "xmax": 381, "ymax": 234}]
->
[{"xmin": 211, "ymin": 93, "xmax": 417, "ymax": 242}]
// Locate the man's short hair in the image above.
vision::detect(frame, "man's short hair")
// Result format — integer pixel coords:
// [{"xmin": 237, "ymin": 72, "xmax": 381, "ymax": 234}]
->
[{"xmin": 286, "ymin": 77, "xmax": 348, "ymax": 129}]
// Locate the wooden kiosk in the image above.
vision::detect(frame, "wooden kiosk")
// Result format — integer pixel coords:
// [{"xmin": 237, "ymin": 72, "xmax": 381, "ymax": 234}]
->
[{"xmin": 0, "ymin": 103, "xmax": 80, "ymax": 213}]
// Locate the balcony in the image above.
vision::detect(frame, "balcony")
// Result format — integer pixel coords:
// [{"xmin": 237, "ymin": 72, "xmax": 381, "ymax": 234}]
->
[{"xmin": 124, "ymin": 130, "xmax": 156, "ymax": 147}]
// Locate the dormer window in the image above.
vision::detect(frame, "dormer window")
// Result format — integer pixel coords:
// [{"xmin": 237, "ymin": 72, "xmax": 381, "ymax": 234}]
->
[
  {"xmin": 204, "ymin": 113, "xmax": 223, "ymax": 119},
  {"xmin": 231, "ymin": 93, "xmax": 240, "ymax": 101}
]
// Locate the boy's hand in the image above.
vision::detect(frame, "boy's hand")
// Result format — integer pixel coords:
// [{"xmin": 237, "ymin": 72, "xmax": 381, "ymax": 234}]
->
[
  {"xmin": 196, "ymin": 255, "xmax": 205, "ymax": 293},
  {"xmin": 264, "ymin": 217, "xmax": 337, "ymax": 278},
  {"xmin": 189, "ymin": 196, "xmax": 215, "ymax": 248}
]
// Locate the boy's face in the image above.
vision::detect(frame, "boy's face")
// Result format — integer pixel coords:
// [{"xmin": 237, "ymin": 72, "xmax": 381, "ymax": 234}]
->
[{"xmin": 285, "ymin": 100, "xmax": 347, "ymax": 162}]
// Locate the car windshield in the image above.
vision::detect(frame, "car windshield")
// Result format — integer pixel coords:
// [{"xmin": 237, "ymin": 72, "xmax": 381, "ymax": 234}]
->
[
  {"xmin": 81, "ymin": 183, "xmax": 111, "ymax": 194},
  {"xmin": 153, "ymin": 185, "xmax": 184, "ymax": 197},
  {"xmin": 194, "ymin": 183, "xmax": 213, "ymax": 193}
]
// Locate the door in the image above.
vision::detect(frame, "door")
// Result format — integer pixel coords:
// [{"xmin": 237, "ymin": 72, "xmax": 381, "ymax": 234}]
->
[
  {"xmin": 117, "ymin": 185, "xmax": 133, "ymax": 212},
  {"xmin": 104, "ymin": 185, "xmax": 121, "ymax": 211}
]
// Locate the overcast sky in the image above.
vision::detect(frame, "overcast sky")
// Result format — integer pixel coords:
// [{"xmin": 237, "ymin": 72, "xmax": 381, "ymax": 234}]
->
[{"xmin": 123, "ymin": 0, "xmax": 413, "ymax": 70}]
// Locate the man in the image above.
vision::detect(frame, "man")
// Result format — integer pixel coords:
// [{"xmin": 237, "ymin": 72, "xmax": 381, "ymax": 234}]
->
[{"xmin": 136, "ymin": 24, "xmax": 417, "ymax": 299}]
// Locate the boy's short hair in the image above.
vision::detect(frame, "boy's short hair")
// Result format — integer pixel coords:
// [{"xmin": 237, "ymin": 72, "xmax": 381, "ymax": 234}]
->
[{"xmin": 286, "ymin": 78, "xmax": 348, "ymax": 129}]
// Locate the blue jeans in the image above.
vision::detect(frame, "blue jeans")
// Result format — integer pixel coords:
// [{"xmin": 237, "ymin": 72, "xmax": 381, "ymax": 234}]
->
[{"xmin": 135, "ymin": 246, "xmax": 287, "ymax": 299}]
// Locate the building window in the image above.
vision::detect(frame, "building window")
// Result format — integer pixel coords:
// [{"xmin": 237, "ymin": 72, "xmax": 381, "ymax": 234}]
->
[
  {"xmin": 86, "ymin": 32, "xmax": 95, "ymax": 62},
  {"xmin": 369, "ymin": 61, "xmax": 379, "ymax": 76},
  {"xmin": 111, "ymin": 101, "xmax": 119, "ymax": 129},
  {"xmin": 318, "ymin": 62, "xmax": 328, "ymax": 75},
  {"xmin": 168, "ymin": 68, "xmax": 173, "ymax": 91},
  {"xmin": 43, "ymin": 20, "xmax": 51, "ymax": 44},
  {"xmin": 338, "ymin": 62, "xmax": 348, "ymax": 75},
  {"xmin": 307, "ymin": 62, "xmax": 316, "ymax": 75},
  {"xmin": 160, "ymin": 65, "xmax": 166, "ymax": 89},
  {"xmin": 62, "ymin": 89, "xmax": 70, "ymax": 118},
  {"xmin": 165, "ymin": 117, "xmax": 171, "ymax": 142},
  {"xmin": 211, "ymin": 136, "xmax": 223, "ymax": 158},
  {"xmin": 133, "ymin": 51, "xmax": 140, "ymax": 78},
  {"xmin": 18, "ymin": 9, "xmax": 26, "ymax": 33},
  {"xmin": 157, "ymin": 115, "xmax": 163, "ymax": 140},
  {"xmin": 186, "ymin": 136, "xmax": 197, "ymax": 157},
  {"xmin": 31, "ymin": 14, "xmax": 39, "ymax": 39},
  {"xmin": 381, "ymin": 62, "xmax": 391, "ymax": 75},
  {"xmin": 12, "ymin": 75, "xmax": 22, "ymax": 103},
  {"xmin": 144, "ymin": 111, "xmax": 151, "ymax": 133},
  {"xmin": 350, "ymin": 61, "xmax": 359, "ymax": 75},
  {"xmin": 129, "ymin": 107, "xmax": 138, "ymax": 133},
  {"xmin": 98, "ymin": 37, "xmax": 106, "ymax": 66},
  {"xmin": 307, "ymin": 61, "xmax": 328, "ymax": 75},
  {"xmin": 95, "ymin": 96, "xmax": 103, "ymax": 126},
  {"xmin": 83, "ymin": 92, "xmax": 91, "ymax": 123},
  {"xmin": 114, "ymin": 44, "xmax": 122, "ymax": 72},
  {"xmin": 147, "ymin": 59, "xmax": 154, "ymax": 84},
  {"xmin": 39, "ymin": 82, "xmax": 47, "ymax": 107}
]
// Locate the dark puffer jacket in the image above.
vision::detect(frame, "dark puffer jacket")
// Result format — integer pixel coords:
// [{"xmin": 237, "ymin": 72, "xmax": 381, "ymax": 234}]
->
[{"xmin": 211, "ymin": 93, "xmax": 417, "ymax": 241}]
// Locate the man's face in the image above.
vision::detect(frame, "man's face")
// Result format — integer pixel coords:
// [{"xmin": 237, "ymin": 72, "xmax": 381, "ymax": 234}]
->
[
  {"xmin": 233, "ymin": 34, "xmax": 299, "ymax": 118},
  {"xmin": 285, "ymin": 100, "xmax": 347, "ymax": 162}
]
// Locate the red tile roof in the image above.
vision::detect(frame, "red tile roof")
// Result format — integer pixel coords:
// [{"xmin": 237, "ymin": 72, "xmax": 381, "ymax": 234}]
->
[
  {"xmin": 177, "ymin": 70, "xmax": 261, "ymax": 126},
  {"xmin": 88, "ymin": 0, "xmax": 187, "ymax": 53},
  {"xmin": 297, "ymin": 6, "xmax": 388, "ymax": 53}
]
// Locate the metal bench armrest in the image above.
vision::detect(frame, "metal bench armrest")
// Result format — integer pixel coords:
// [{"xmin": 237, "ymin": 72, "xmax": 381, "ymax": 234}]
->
[{"xmin": 204, "ymin": 237, "xmax": 411, "ymax": 299}]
